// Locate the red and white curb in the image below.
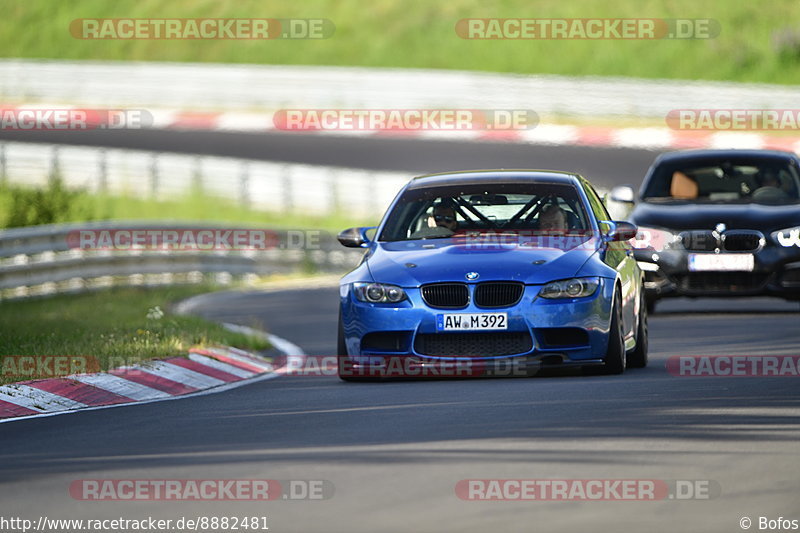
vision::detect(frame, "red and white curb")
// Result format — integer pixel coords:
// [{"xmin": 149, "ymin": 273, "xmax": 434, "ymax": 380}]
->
[
  {"xmin": 3, "ymin": 103, "xmax": 800, "ymax": 153},
  {"xmin": 0, "ymin": 326, "xmax": 304, "ymax": 423}
]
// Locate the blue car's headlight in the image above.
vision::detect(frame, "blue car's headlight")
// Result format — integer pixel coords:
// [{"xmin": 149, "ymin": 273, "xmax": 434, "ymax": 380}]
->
[
  {"xmin": 772, "ymin": 227, "xmax": 800, "ymax": 248},
  {"xmin": 539, "ymin": 277, "xmax": 600, "ymax": 299},
  {"xmin": 353, "ymin": 282, "xmax": 407, "ymax": 303}
]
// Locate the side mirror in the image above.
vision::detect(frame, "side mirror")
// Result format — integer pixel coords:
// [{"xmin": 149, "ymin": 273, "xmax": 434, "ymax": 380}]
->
[
  {"xmin": 337, "ymin": 227, "xmax": 375, "ymax": 248},
  {"xmin": 602, "ymin": 221, "xmax": 638, "ymax": 242},
  {"xmin": 608, "ymin": 185, "xmax": 636, "ymax": 204}
]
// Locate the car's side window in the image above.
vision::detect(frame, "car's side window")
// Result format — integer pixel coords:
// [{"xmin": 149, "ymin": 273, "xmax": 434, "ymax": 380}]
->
[{"xmin": 582, "ymin": 180, "xmax": 614, "ymax": 234}]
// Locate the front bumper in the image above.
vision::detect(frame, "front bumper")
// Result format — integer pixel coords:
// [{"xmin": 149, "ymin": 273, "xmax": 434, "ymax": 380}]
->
[
  {"xmin": 339, "ymin": 279, "xmax": 615, "ymax": 374},
  {"xmin": 634, "ymin": 246, "xmax": 800, "ymax": 300}
]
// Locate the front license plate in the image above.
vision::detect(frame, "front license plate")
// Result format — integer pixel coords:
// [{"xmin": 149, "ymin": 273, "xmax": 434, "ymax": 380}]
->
[
  {"xmin": 688, "ymin": 253, "xmax": 754, "ymax": 272},
  {"xmin": 436, "ymin": 313, "xmax": 507, "ymax": 331}
]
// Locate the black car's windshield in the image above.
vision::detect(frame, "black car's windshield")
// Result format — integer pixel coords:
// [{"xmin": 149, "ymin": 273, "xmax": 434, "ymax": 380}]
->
[
  {"xmin": 641, "ymin": 156, "xmax": 800, "ymax": 205},
  {"xmin": 379, "ymin": 182, "xmax": 590, "ymax": 242}
]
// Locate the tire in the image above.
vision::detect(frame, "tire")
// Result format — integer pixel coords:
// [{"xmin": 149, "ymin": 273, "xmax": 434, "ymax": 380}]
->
[
  {"xmin": 337, "ymin": 312, "xmax": 347, "ymax": 356},
  {"xmin": 602, "ymin": 290, "xmax": 626, "ymax": 375},
  {"xmin": 645, "ymin": 295, "xmax": 657, "ymax": 315},
  {"xmin": 627, "ymin": 291, "xmax": 649, "ymax": 368}
]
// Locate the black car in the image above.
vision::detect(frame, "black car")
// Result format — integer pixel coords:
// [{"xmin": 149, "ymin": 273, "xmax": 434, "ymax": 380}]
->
[{"xmin": 608, "ymin": 149, "xmax": 800, "ymax": 311}]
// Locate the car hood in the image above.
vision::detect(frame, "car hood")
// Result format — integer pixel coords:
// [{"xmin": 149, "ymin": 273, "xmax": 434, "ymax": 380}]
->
[
  {"xmin": 366, "ymin": 238, "xmax": 598, "ymax": 286},
  {"xmin": 630, "ymin": 201, "xmax": 800, "ymax": 232}
]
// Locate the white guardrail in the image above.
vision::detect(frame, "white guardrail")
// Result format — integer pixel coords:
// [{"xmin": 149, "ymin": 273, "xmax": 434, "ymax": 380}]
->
[
  {"xmin": 0, "ymin": 221, "xmax": 364, "ymax": 300},
  {"xmin": 0, "ymin": 141, "xmax": 410, "ymax": 219},
  {"xmin": 1, "ymin": 60, "xmax": 799, "ymax": 118}
]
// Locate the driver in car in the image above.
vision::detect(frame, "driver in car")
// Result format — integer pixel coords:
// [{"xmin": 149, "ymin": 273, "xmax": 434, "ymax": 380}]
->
[
  {"xmin": 430, "ymin": 205, "xmax": 458, "ymax": 232},
  {"xmin": 538, "ymin": 204, "xmax": 568, "ymax": 232},
  {"xmin": 753, "ymin": 169, "xmax": 791, "ymax": 201},
  {"xmin": 410, "ymin": 203, "xmax": 458, "ymax": 239}
]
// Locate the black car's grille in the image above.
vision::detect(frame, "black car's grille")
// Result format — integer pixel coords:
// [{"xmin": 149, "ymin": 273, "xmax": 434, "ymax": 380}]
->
[
  {"xmin": 680, "ymin": 230, "xmax": 763, "ymax": 252},
  {"xmin": 723, "ymin": 231, "xmax": 763, "ymax": 252},
  {"xmin": 414, "ymin": 332, "xmax": 533, "ymax": 357},
  {"xmin": 675, "ymin": 272, "xmax": 769, "ymax": 293},
  {"xmin": 421, "ymin": 283, "xmax": 469, "ymax": 308},
  {"xmin": 474, "ymin": 282, "xmax": 524, "ymax": 308}
]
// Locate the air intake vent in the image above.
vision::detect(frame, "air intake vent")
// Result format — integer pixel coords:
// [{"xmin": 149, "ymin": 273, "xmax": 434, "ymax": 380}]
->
[
  {"xmin": 474, "ymin": 282, "xmax": 524, "ymax": 308},
  {"xmin": 675, "ymin": 272, "xmax": 768, "ymax": 293},
  {"xmin": 722, "ymin": 231, "xmax": 763, "ymax": 252},
  {"xmin": 414, "ymin": 332, "xmax": 533, "ymax": 357},
  {"xmin": 421, "ymin": 283, "xmax": 469, "ymax": 308}
]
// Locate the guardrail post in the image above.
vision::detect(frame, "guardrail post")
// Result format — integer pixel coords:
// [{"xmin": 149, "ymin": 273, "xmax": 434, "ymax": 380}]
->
[
  {"xmin": 98, "ymin": 148, "xmax": 107, "ymax": 193},
  {"xmin": 192, "ymin": 157, "xmax": 203, "ymax": 192},
  {"xmin": 281, "ymin": 164, "xmax": 293, "ymax": 214},
  {"xmin": 239, "ymin": 161, "xmax": 250, "ymax": 209},
  {"xmin": 150, "ymin": 153, "xmax": 159, "ymax": 198},
  {"xmin": 50, "ymin": 145, "xmax": 60, "ymax": 184}
]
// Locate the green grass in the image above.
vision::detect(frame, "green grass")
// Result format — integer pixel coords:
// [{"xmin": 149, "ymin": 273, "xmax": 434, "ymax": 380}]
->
[
  {"xmin": 0, "ymin": 285, "xmax": 270, "ymax": 385},
  {"xmin": 0, "ymin": 180, "xmax": 376, "ymax": 232},
  {"xmin": 1, "ymin": 0, "xmax": 799, "ymax": 84}
]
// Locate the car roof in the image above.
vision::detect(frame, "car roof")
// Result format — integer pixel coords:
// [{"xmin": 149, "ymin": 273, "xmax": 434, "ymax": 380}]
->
[
  {"xmin": 406, "ymin": 169, "xmax": 584, "ymax": 190},
  {"xmin": 654, "ymin": 149, "xmax": 799, "ymax": 164}
]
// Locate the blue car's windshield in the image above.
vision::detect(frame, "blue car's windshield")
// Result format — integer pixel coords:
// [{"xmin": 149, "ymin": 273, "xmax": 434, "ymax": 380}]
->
[{"xmin": 379, "ymin": 183, "xmax": 590, "ymax": 242}]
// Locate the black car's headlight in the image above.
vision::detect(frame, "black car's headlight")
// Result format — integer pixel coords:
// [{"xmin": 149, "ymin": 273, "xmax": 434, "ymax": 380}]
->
[
  {"xmin": 772, "ymin": 227, "xmax": 800, "ymax": 248},
  {"xmin": 353, "ymin": 282, "xmax": 407, "ymax": 303},
  {"xmin": 539, "ymin": 277, "xmax": 600, "ymax": 299},
  {"xmin": 630, "ymin": 226, "xmax": 681, "ymax": 252}
]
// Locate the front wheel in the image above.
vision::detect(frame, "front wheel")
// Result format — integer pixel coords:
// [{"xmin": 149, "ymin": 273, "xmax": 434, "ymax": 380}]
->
[{"xmin": 602, "ymin": 291, "xmax": 626, "ymax": 375}]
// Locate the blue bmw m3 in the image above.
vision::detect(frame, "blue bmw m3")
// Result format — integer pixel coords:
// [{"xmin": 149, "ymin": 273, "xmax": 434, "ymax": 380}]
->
[{"xmin": 336, "ymin": 170, "xmax": 647, "ymax": 380}]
